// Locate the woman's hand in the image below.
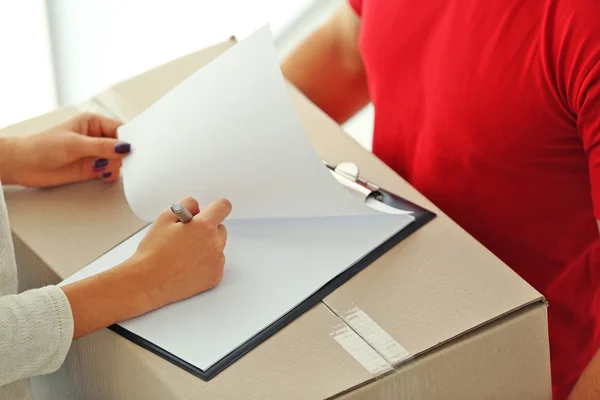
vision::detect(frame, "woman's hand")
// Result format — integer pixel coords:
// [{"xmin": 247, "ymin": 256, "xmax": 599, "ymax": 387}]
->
[
  {"xmin": 62, "ymin": 197, "xmax": 233, "ymax": 339},
  {"xmin": 0, "ymin": 112, "xmax": 130, "ymax": 187},
  {"xmin": 128, "ymin": 197, "xmax": 231, "ymax": 310}
]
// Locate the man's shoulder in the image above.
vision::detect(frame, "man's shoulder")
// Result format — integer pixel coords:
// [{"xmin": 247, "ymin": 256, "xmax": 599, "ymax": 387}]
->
[
  {"xmin": 542, "ymin": 0, "xmax": 600, "ymax": 110},
  {"xmin": 550, "ymin": 0, "xmax": 600, "ymax": 42}
]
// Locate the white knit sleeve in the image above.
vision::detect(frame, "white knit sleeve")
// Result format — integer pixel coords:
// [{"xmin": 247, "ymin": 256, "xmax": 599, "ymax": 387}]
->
[{"xmin": 0, "ymin": 285, "xmax": 74, "ymax": 386}]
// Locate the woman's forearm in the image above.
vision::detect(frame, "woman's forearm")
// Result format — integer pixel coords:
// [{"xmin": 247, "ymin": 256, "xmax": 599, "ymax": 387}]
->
[{"xmin": 61, "ymin": 257, "xmax": 153, "ymax": 339}]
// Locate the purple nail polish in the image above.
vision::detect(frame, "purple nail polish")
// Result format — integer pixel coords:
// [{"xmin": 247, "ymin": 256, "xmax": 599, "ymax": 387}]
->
[
  {"xmin": 102, "ymin": 172, "xmax": 112, "ymax": 178},
  {"xmin": 114, "ymin": 142, "xmax": 131, "ymax": 154},
  {"xmin": 94, "ymin": 158, "xmax": 108, "ymax": 168}
]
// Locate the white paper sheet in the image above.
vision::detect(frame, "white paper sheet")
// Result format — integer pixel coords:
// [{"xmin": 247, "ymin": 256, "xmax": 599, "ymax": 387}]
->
[
  {"xmin": 59, "ymin": 213, "xmax": 414, "ymax": 371},
  {"xmin": 117, "ymin": 25, "xmax": 376, "ymax": 222}
]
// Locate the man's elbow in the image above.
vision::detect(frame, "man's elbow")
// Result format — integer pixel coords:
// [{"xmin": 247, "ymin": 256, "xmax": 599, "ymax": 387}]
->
[{"xmin": 569, "ymin": 357, "xmax": 600, "ymax": 399}]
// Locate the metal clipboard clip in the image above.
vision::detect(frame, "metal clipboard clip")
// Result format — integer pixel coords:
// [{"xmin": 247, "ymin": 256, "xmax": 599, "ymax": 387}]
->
[{"xmin": 323, "ymin": 160, "xmax": 414, "ymax": 215}]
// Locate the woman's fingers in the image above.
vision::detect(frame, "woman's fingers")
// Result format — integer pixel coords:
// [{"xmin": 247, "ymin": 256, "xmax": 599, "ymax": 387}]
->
[
  {"xmin": 195, "ymin": 199, "xmax": 233, "ymax": 229},
  {"xmin": 216, "ymin": 224, "xmax": 228, "ymax": 250},
  {"xmin": 68, "ymin": 112, "xmax": 123, "ymax": 138},
  {"xmin": 76, "ymin": 157, "xmax": 123, "ymax": 182},
  {"xmin": 40, "ymin": 157, "xmax": 123, "ymax": 186},
  {"xmin": 157, "ymin": 197, "xmax": 201, "ymax": 225}
]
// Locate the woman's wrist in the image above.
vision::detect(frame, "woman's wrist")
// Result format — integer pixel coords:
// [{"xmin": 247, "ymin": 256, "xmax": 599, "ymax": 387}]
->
[
  {"xmin": 0, "ymin": 137, "xmax": 22, "ymax": 185},
  {"xmin": 61, "ymin": 257, "xmax": 154, "ymax": 339}
]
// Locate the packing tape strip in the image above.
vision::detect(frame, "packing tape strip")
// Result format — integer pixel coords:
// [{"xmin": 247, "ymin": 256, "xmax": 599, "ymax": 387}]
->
[
  {"xmin": 330, "ymin": 323, "xmax": 392, "ymax": 375},
  {"xmin": 342, "ymin": 307, "xmax": 411, "ymax": 365}
]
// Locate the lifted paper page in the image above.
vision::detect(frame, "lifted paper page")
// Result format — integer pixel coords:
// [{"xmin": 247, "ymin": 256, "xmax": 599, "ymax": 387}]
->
[{"xmin": 118, "ymin": 25, "xmax": 375, "ymax": 221}]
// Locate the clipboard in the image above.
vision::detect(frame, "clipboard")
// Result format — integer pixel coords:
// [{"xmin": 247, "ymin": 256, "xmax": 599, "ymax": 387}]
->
[
  {"xmin": 109, "ymin": 161, "xmax": 436, "ymax": 381},
  {"xmin": 324, "ymin": 160, "xmax": 432, "ymax": 216}
]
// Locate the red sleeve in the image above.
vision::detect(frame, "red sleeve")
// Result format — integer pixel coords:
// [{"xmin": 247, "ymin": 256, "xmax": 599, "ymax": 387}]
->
[
  {"xmin": 576, "ymin": 61, "xmax": 600, "ymax": 219},
  {"xmin": 348, "ymin": 0, "xmax": 363, "ymax": 17},
  {"xmin": 551, "ymin": 61, "xmax": 600, "ymax": 398},
  {"xmin": 546, "ymin": 239, "xmax": 600, "ymax": 399},
  {"xmin": 557, "ymin": 1, "xmax": 600, "ymax": 219},
  {"xmin": 546, "ymin": 7, "xmax": 600, "ymax": 398}
]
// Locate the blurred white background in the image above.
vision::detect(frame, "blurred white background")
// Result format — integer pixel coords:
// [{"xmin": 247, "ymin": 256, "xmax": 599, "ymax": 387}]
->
[{"xmin": 0, "ymin": 0, "xmax": 373, "ymax": 149}]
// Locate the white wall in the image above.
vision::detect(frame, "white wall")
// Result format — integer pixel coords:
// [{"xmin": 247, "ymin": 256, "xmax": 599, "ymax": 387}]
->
[
  {"xmin": 46, "ymin": 0, "xmax": 321, "ymax": 105},
  {"xmin": 46, "ymin": 0, "xmax": 374, "ymax": 150},
  {"xmin": 1, "ymin": 0, "xmax": 374, "ymax": 149},
  {"xmin": 0, "ymin": 1, "xmax": 57, "ymax": 128}
]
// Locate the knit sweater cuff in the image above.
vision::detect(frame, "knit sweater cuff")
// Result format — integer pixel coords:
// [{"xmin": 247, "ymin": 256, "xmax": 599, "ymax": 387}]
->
[
  {"xmin": 0, "ymin": 285, "xmax": 74, "ymax": 386},
  {"xmin": 42, "ymin": 285, "xmax": 74, "ymax": 373}
]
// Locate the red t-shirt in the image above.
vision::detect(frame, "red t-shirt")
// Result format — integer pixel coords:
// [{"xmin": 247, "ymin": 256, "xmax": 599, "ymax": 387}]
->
[{"xmin": 348, "ymin": 0, "xmax": 600, "ymax": 398}]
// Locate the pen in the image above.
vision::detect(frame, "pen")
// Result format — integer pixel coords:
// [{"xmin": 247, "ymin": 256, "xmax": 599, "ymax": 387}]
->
[{"xmin": 170, "ymin": 202, "xmax": 193, "ymax": 223}]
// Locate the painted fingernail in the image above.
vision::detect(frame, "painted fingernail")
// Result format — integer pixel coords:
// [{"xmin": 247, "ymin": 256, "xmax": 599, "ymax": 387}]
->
[
  {"xmin": 102, "ymin": 172, "xmax": 112, "ymax": 179},
  {"xmin": 114, "ymin": 142, "xmax": 131, "ymax": 154},
  {"xmin": 93, "ymin": 158, "xmax": 108, "ymax": 169}
]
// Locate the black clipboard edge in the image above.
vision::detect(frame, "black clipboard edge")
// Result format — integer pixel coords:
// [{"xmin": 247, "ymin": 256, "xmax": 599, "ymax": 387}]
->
[{"xmin": 108, "ymin": 200, "xmax": 436, "ymax": 381}]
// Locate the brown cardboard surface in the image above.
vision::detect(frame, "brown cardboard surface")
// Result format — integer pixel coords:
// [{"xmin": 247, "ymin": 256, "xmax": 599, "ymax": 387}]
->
[
  {"xmin": 1, "ymin": 36, "xmax": 551, "ymax": 399},
  {"xmin": 32, "ymin": 303, "xmax": 382, "ymax": 400},
  {"xmin": 142, "ymin": 304, "xmax": 386, "ymax": 400},
  {"xmin": 337, "ymin": 303, "xmax": 551, "ymax": 400},
  {"xmin": 5, "ymin": 177, "xmax": 146, "ymax": 279},
  {"xmin": 323, "ymin": 215, "xmax": 541, "ymax": 364}
]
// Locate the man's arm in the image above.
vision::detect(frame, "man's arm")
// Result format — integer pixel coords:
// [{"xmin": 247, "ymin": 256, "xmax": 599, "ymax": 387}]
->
[
  {"xmin": 281, "ymin": 3, "xmax": 369, "ymax": 124},
  {"xmin": 567, "ymin": 220, "xmax": 600, "ymax": 399},
  {"xmin": 543, "ymin": 234, "xmax": 600, "ymax": 399},
  {"xmin": 571, "ymin": 344, "xmax": 600, "ymax": 399}
]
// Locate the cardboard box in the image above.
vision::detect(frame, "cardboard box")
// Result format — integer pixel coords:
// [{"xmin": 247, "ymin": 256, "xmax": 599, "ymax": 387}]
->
[{"xmin": 1, "ymin": 38, "xmax": 552, "ymax": 399}]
